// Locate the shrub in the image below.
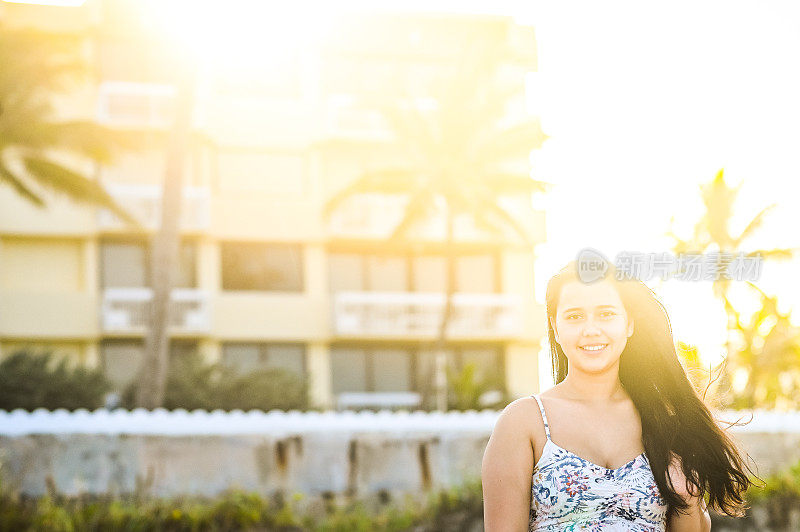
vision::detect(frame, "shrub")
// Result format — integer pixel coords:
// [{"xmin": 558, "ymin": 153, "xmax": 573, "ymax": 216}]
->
[
  {"xmin": 447, "ymin": 362, "xmax": 507, "ymax": 411},
  {"xmin": 0, "ymin": 350, "xmax": 111, "ymax": 411},
  {"xmin": 123, "ymin": 353, "xmax": 310, "ymax": 411}
]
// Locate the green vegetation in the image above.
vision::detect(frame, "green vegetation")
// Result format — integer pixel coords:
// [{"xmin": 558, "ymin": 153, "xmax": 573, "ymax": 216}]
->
[
  {"xmin": 0, "ymin": 350, "xmax": 111, "ymax": 411},
  {"xmin": 121, "ymin": 352, "xmax": 309, "ymax": 412},
  {"xmin": 0, "ymin": 479, "xmax": 483, "ymax": 531}
]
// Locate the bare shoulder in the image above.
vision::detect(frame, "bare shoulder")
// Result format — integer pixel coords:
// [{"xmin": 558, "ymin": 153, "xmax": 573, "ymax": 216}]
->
[{"xmin": 489, "ymin": 395, "xmax": 544, "ymax": 443}]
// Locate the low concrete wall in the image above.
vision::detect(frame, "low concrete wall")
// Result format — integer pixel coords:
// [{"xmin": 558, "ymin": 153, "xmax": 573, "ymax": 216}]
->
[{"xmin": 0, "ymin": 408, "xmax": 797, "ymax": 497}]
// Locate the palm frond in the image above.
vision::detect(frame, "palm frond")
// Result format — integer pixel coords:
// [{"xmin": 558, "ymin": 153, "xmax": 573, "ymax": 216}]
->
[
  {"xmin": 733, "ymin": 203, "xmax": 778, "ymax": 247},
  {"xmin": 0, "ymin": 162, "xmax": 44, "ymax": 206},
  {"xmin": 387, "ymin": 189, "xmax": 439, "ymax": 242},
  {"xmin": 22, "ymin": 155, "xmax": 141, "ymax": 228},
  {"xmin": 322, "ymin": 168, "xmax": 420, "ymax": 220}
]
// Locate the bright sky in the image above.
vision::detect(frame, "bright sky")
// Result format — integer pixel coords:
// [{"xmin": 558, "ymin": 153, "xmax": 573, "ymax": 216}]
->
[
  {"xmin": 321, "ymin": 0, "xmax": 800, "ymax": 388},
  {"xmin": 158, "ymin": 0, "xmax": 800, "ymax": 389},
  {"xmin": 514, "ymin": 0, "xmax": 800, "ymax": 389}
]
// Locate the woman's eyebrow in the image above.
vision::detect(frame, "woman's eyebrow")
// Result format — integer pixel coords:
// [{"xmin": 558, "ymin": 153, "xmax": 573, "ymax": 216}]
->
[{"xmin": 562, "ymin": 305, "xmax": 618, "ymax": 313}]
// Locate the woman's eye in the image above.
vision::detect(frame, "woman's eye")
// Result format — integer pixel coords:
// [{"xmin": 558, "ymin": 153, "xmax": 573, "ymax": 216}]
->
[
  {"xmin": 566, "ymin": 315, "xmax": 582, "ymax": 320},
  {"xmin": 601, "ymin": 311, "xmax": 616, "ymax": 317}
]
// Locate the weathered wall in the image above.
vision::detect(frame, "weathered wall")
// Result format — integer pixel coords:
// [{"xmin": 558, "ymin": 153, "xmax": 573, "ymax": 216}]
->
[{"xmin": 0, "ymin": 409, "xmax": 797, "ymax": 497}]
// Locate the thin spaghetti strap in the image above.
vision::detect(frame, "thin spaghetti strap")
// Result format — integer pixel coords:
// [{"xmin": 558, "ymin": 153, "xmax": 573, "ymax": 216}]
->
[{"xmin": 531, "ymin": 394, "xmax": 551, "ymax": 440}]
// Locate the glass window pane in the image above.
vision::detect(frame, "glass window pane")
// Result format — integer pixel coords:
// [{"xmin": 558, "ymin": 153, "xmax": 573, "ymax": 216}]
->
[
  {"xmin": 461, "ymin": 346, "xmax": 503, "ymax": 383},
  {"xmin": 415, "ymin": 347, "xmax": 456, "ymax": 393},
  {"xmin": 331, "ymin": 347, "xmax": 367, "ymax": 394},
  {"xmin": 328, "ymin": 253, "xmax": 364, "ymax": 292},
  {"xmin": 221, "ymin": 242, "xmax": 303, "ymax": 291},
  {"xmin": 101, "ymin": 340, "xmax": 144, "ymax": 389},
  {"xmin": 266, "ymin": 344, "xmax": 305, "ymax": 375},
  {"xmin": 372, "ymin": 348, "xmax": 411, "ymax": 392},
  {"xmin": 412, "ymin": 255, "xmax": 446, "ymax": 292},
  {"xmin": 367, "ymin": 255, "xmax": 406, "ymax": 291},
  {"xmin": 174, "ymin": 242, "xmax": 197, "ymax": 288},
  {"xmin": 101, "ymin": 242, "xmax": 148, "ymax": 288},
  {"xmin": 222, "ymin": 343, "xmax": 262, "ymax": 375},
  {"xmin": 456, "ymin": 255, "xmax": 494, "ymax": 293}
]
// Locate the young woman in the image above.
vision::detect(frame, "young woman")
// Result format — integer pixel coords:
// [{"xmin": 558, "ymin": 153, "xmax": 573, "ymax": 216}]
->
[{"xmin": 482, "ymin": 261, "xmax": 758, "ymax": 531}]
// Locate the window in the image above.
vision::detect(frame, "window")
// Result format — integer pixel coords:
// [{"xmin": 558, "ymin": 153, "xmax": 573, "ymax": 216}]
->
[
  {"xmin": 222, "ymin": 343, "xmax": 305, "ymax": 376},
  {"xmin": 330, "ymin": 346, "xmax": 412, "ymax": 394},
  {"xmin": 221, "ymin": 242, "xmax": 303, "ymax": 291},
  {"xmin": 328, "ymin": 252, "xmax": 498, "ymax": 293},
  {"xmin": 456, "ymin": 254, "xmax": 496, "ymax": 293},
  {"xmin": 216, "ymin": 150, "xmax": 306, "ymax": 195},
  {"xmin": 100, "ymin": 239, "xmax": 197, "ymax": 288},
  {"xmin": 101, "ymin": 339, "xmax": 200, "ymax": 389},
  {"xmin": 415, "ymin": 344, "xmax": 504, "ymax": 392},
  {"xmin": 328, "ymin": 253, "xmax": 364, "ymax": 292},
  {"xmin": 101, "ymin": 241, "xmax": 148, "ymax": 288},
  {"xmin": 372, "ymin": 347, "xmax": 412, "ymax": 392}
]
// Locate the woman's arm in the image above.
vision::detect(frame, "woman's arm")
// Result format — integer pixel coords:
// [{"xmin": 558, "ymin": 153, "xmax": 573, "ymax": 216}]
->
[
  {"xmin": 666, "ymin": 453, "xmax": 712, "ymax": 532},
  {"xmin": 482, "ymin": 400, "xmax": 535, "ymax": 532}
]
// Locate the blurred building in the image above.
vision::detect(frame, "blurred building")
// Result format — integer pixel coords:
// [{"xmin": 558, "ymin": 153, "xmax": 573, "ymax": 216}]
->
[{"xmin": 0, "ymin": 0, "xmax": 547, "ymax": 408}]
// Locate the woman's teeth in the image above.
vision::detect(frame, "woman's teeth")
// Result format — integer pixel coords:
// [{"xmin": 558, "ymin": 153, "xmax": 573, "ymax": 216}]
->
[{"xmin": 580, "ymin": 344, "xmax": 607, "ymax": 352}]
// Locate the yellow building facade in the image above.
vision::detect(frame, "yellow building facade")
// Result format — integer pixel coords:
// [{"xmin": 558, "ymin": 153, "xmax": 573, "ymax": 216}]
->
[{"xmin": 0, "ymin": 0, "xmax": 546, "ymax": 408}]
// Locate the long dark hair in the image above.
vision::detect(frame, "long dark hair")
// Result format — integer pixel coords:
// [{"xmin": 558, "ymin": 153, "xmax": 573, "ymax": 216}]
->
[{"xmin": 545, "ymin": 260, "xmax": 761, "ymax": 517}]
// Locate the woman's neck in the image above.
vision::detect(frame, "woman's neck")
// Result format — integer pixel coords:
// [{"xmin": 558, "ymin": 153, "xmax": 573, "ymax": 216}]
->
[{"xmin": 556, "ymin": 373, "xmax": 627, "ymax": 404}]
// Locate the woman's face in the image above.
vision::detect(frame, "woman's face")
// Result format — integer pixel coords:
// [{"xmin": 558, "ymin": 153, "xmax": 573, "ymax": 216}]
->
[{"xmin": 550, "ymin": 279, "xmax": 634, "ymax": 375}]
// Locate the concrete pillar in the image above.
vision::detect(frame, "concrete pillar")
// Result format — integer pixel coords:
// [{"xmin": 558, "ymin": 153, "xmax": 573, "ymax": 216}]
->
[
  {"xmin": 505, "ymin": 342, "xmax": 539, "ymax": 399},
  {"xmin": 198, "ymin": 338, "xmax": 221, "ymax": 365},
  {"xmin": 83, "ymin": 341, "xmax": 100, "ymax": 370},
  {"xmin": 307, "ymin": 342, "xmax": 332, "ymax": 409}
]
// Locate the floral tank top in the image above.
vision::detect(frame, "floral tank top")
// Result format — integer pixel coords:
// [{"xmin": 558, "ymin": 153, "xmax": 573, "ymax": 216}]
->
[{"xmin": 529, "ymin": 394, "xmax": 668, "ymax": 531}]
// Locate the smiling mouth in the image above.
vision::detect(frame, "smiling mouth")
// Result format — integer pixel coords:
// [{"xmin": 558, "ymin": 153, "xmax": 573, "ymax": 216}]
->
[{"xmin": 579, "ymin": 344, "xmax": 608, "ymax": 353}]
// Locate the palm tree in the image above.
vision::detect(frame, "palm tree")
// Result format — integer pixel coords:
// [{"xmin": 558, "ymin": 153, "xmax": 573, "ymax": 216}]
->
[
  {"xmin": 0, "ymin": 27, "xmax": 139, "ymax": 225},
  {"xmin": 667, "ymin": 169, "xmax": 800, "ymax": 407},
  {"xmin": 322, "ymin": 44, "xmax": 549, "ymax": 410},
  {"xmin": 134, "ymin": 69, "xmax": 196, "ymax": 409},
  {"xmin": 713, "ymin": 282, "xmax": 800, "ymax": 409}
]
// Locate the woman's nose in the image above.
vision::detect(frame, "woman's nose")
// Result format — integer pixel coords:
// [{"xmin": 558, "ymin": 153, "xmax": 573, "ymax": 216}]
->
[{"xmin": 581, "ymin": 317, "xmax": 602, "ymax": 334}]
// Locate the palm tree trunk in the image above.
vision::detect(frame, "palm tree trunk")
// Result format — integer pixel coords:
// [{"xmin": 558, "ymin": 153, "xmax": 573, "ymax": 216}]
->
[
  {"xmin": 136, "ymin": 68, "xmax": 194, "ymax": 409},
  {"xmin": 434, "ymin": 207, "xmax": 456, "ymax": 411}
]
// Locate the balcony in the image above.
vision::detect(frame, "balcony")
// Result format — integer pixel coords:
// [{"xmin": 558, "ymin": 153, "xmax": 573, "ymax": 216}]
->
[
  {"xmin": 325, "ymin": 96, "xmax": 393, "ymax": 142},
  {"xmin": 101, "ymin": 288, "xmax": 211, "ymax": 334},
  {"xmin": 96, "ymin": 81, "xmax": 176, "ymax": 129},
  {"xmin": 97, "ymin": 183, "xmax": 211, "ymax": 232},
  {"xmin": 332, "ymin": 291, "xmax": 523, "ymax": 340},
  {"xmin": 326, "ymin": 193, "xmax": 545, "ymax": 244}
]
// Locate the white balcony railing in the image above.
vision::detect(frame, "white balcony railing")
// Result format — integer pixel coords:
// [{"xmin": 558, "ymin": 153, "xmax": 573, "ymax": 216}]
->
[
  {"xmin": 97, "ymin": 81, "xmax": 176, "ymax": 129},
  {"xmin": 97, "ymin": 183, "xmax": 211, "ymax": 231},
  {"xmin": 332, "ymin": 291, "xmax": 523, "ymax": 339},
  {"xmin": 326, "ymin": 193, "xmax": 543, "ymax": 243},
  {"xmin": 325, "ymin": 95, "xmax": 393, "ymax": 141},
  {"xmin": 101, "ymin": 288, "xmax": 211, "ymax": 334}
]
